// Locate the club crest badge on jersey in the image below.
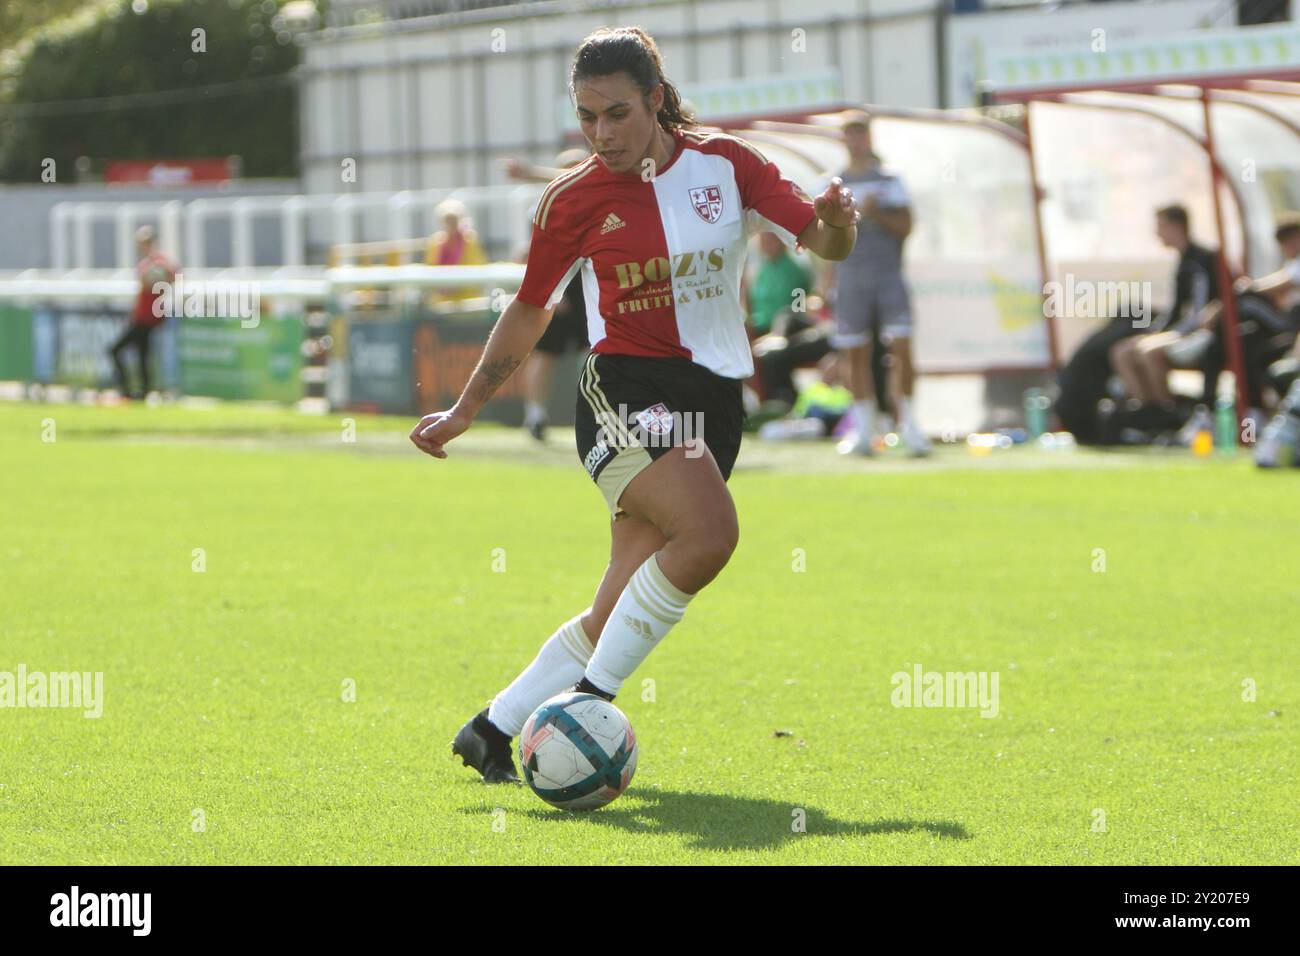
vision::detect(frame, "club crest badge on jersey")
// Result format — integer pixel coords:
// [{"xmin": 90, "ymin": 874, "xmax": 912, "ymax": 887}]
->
[
  {"xmin": 689, "ymin": 186, "xmax": 724, "ymax": 224},
  {"xmin": 634, "ymin": 403, "xmax": 675, "ymax": 436}
]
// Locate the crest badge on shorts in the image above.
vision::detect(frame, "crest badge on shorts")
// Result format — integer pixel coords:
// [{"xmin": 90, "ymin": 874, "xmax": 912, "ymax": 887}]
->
[
  {"xmin": 689, "ymin": 186, "xmax": 723, "ymax": 224},
  {"xmin": 635, "ymin": 403, "xmax": 675, "ymax": 436}
]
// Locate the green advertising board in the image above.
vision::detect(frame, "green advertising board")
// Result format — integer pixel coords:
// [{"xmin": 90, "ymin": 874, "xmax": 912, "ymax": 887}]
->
[
  {"xmin": 178, "ymin": 316, "xmax": 304, "ymax": 402},
  {"xmin": 0, "ymin": 306, "xmax": 34, "ymax": 381},
  {"xmin": 346, "ymin": 315, "xmax": 413, "ymax": 414}
]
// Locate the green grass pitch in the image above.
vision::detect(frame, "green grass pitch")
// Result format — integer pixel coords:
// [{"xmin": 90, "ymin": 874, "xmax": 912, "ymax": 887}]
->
[{"xmin": 0, "ymin": 401, "xmax": 1295, "ymax": 864}]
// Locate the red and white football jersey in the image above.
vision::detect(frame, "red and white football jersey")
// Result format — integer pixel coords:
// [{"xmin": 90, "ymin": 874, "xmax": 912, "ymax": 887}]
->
[{"xmin": 516, "ymin": 128, "xmax": 818, "ymax": 379}]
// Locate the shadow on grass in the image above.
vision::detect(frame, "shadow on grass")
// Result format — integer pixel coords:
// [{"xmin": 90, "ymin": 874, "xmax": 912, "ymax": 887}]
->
[{"xmin": 477, "ymin": 787, "xmax": 970, "ymax": 851}]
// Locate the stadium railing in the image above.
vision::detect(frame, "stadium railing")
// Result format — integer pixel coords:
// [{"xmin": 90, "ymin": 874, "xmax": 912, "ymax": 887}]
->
[{"xmin": 49, "ymin": 184, "xmax": 545, "ymax": 271}]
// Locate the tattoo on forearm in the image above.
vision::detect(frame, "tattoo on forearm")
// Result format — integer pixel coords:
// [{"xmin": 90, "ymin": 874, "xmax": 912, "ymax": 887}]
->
[{"xmin": 474, "ymin": 355, "xmax": 520, "ymax": 404}]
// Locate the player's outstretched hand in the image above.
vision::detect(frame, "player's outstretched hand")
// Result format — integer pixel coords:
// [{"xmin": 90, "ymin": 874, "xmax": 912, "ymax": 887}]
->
[
  {"xmin": 813, "ymin": 177, "xmax": 861, "ymax": 229},
  {"xmin": 409, "ymin": 408, "xmax": 471, "ymax": 459}
]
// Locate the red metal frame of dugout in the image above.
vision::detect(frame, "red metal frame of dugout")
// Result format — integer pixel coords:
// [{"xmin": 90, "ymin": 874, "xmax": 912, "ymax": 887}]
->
[{"xmin": 988, "ymin": 71, "xmax": 1300, "ymax": 429}]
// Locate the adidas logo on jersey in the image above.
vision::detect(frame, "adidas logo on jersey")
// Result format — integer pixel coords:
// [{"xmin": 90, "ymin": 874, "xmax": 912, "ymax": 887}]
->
[{"xmin": 600, "ymin": 213, "xmax": 626, "ymax": 235}]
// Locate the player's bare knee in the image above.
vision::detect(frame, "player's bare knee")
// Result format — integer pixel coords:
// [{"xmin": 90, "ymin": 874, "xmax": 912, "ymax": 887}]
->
[
  {"xmin": 699, "ymin": 537, "xmax": 736, "ymax": 577},
  {"xmin": 683, "ymin": 514, "xmax": 738, "ymax": 575}
]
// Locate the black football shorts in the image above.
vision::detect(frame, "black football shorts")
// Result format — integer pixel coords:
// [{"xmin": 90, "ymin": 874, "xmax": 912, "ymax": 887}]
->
[{"xmin": 574, "ymin": 352, "xmax": 745, "ymax": 516}]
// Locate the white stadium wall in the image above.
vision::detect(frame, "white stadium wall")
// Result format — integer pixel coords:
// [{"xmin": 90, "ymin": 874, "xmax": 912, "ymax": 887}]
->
[{"xmin": 297, "ymin": 0, "xmax": 940, "ymax": 201}]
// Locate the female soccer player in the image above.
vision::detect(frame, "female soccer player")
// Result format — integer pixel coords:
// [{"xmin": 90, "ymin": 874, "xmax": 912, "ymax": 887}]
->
[{"xmin": 411, "ymin": 26, "xmax": 860, "ymax": 783}]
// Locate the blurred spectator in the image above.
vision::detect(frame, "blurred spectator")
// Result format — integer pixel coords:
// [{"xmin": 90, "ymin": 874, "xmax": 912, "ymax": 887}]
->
[
  {"xmin": 500, "ymin": 147, "xmax": 590, "ymax": 186},
  {"xmin": 109, "ymin": 225, "xmax": 175, "ymax": 400},
  {"xmin": 1053, "ymin": 286, "xmax": 1153, "ymax": 444},
  {"xmin": 1178, "ymin": 215, "xmax": 1300, "ymax": 434},
  {"xmin": 823, "ymin": 110, "xmax": 928, "ymax": 456},
  {"xmin": 756, "ymin": 353, "xmax": 854, "ymax": 441},
  {"xmin": 747, "ymin": 231, "xmax": 827, "ymax": 408},
  {"xmin": 792, "ymin": 354, "xmax": 855, "ymax": 431},
  {"xmin": 747, "ymin": 231, "xmax": 814, "ymax": 337},
  {"xmin": 1107, "ymin": 204, "xmax": 1220, "ymax": 429},
  {"xmin": 1250, "ymin": 213, "xmax": 1300, "ymax": 399},
  {"xmin": 504, "ymin": 147, "xmax": 593, "ymax": 440},
  {"xmin": 1239, "ymin": 213, "xmax": 1300, "ymax": 305},
  {"xmin": 426, "ymin": 199, "xmax": 487, "ymax": 302}
]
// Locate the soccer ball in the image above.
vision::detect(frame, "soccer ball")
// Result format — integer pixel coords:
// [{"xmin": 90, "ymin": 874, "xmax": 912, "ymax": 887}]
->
[{"xmin": 519, "ymin": 692, "xmax": 637, "ymax": 811}]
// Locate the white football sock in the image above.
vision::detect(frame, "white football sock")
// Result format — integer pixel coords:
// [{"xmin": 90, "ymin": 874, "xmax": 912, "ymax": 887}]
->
[
  {"xmin": 488, "ymin": 611, "xmax": 595, "ymax": 736},
  {"xmin": 584, "ymin": 554, "xmax": 693, "ymax": 696},
  {"xmin": 523, "ymin": 401, "xmax": 547, "ymax": 426},
  {"xmin": 854, "ymin": 399, "xmax": 877, "ymax": 436},
  {"xmin": 897, "ymin": 395, "xmax": 914, "ymax": 429}
]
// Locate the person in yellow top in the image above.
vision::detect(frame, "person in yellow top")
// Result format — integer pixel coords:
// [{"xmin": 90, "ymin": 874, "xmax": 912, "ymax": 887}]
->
[{"xmin": 425, "ymin": 199, "xmax": 488, "ymax": 302}]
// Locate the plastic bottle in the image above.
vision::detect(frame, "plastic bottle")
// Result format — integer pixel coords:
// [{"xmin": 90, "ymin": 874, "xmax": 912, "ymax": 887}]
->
[
  {"xmin": 1023, "ymin": 388, "xmax": 1049, "ymax": 439},
  {"xmin": 1214, "ymin": 396, "xmax": 1237, "ymax": 455}
]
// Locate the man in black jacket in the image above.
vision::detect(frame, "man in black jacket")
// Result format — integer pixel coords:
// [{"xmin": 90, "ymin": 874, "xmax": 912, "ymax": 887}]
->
[{"xmin": 1107, "ymin": 204, "xmax": 1220, "ymax": 425}]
